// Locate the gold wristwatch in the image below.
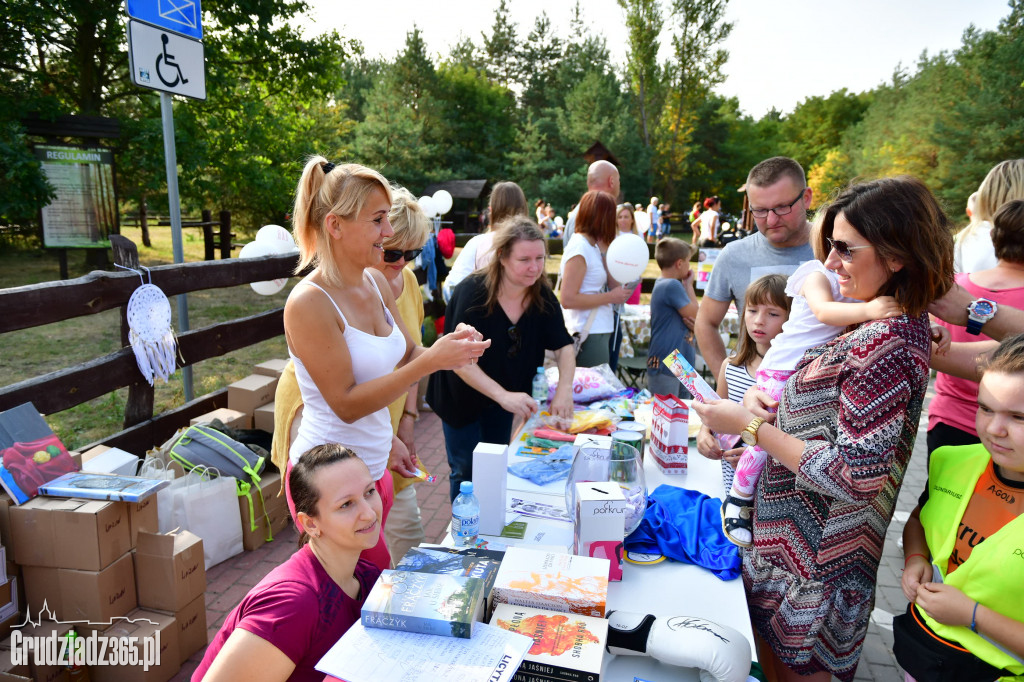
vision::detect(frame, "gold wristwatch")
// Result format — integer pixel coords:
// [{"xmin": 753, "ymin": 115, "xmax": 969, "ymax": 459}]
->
[{"xmin": 740, "ymin": 417, "xmax": 766, "ymax": 446}]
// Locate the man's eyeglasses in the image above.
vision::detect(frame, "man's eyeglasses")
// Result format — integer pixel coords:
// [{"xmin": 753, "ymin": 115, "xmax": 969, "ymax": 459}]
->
[
  {"xmin": 749, "ymin": 189, "xmax": 807, "ymax": 219},
  {"xmin": 507, "ymin": 325, "xmax": 522, "ymax": 359},
  {"xmin": 826, "ymin": 238, "xmax": 872, "ymax": 263},
  {"xmin": 382, "ymin": 248, "xmax": 423, "ymax": 263}
]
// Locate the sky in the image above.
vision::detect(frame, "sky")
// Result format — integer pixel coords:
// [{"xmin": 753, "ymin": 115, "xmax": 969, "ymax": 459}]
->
[{"xmin": 301, "ymin": 0, "xmax": 1010, "ymax": 117}]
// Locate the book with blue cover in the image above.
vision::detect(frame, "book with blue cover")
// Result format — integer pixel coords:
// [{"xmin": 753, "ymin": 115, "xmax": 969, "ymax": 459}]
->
[
  {"xmin": 361, "ymin": 570, "xmax": 486, "ymax": 639},
  {"xmin": 38, "ymin": 471, "xmax": 169, "ymax": 502},
  {"xmin": 396, "ymin": 546, "xmax": 503, "ymax": 599}
]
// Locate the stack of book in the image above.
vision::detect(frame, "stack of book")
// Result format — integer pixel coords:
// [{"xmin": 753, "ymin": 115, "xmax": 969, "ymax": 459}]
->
[{"xmin": 490, "ymin": 604, "xmax": 607, "ymax": 682}]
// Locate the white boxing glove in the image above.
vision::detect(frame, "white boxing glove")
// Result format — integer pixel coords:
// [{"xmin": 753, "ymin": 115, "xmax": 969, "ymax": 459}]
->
[{"xmin": 606, "ymin": 610, "xmax": 751, "ymax": 682}]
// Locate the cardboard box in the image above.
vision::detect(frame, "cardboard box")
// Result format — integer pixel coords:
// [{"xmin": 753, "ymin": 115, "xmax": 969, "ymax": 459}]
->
[
  {"xmin": 238, "ymin": 473, "xmax": 290, "ymax": 551},
  {"xmin": 152, "ymin": 595, "xmax": 206, "ymax": 665},
  {"xmin": 0, "ymin": 621, "xmax": 72, "ymax": 682},
  {"xmin": 0, "ymin": 495, "xmax": 16, "ymax": 563},
  {"xmin": 133, "ymin": 531, "xmax": 206, "ymax": 613},
  {"xmin": 574, "ymin": 482, "xmax": 628, "ymax": 581},
  {"xmin": 127, "ymin": 495, "xmax": 159, "ymax": 545},
  {"xmin": 189, "ymin": 408, "xmax": 247, "ymax": 431},
  {"xmin": 82, "ymin": 447, "xmax": 140, "ymax": 476},
  {"xmin": 83, "ymin": 608, "xmax": 181, "ymax": 682},
  {"xmin": 227, "ymin": 375, "xmax": 278, "ymax": 427},
  {"xmin": 472, "ymin": 443, "xmax": 507, "ymax": 536},
  {"xmin": 491, "ymin": 548, "xmax": 609, "ymax": 618},
  {"xmin": 253, "ymin": 358, "xmax": 288, "ymax": 378},
  {"xmin": 10, "ymin": 497, "xmax": 131, "ymax": 571},
  {"xmin": 253, "ymin": 402, "xmax": 275, "ymax": 433},
  {"xmin": 22, "ymin": 552, "xmax": 136, "ymax": 623}
]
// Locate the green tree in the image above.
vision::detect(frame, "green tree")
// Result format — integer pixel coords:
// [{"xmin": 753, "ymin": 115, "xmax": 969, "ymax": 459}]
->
[
  {"xmin": 618, "ymin": 0, "xmax": 665, "ymax": 150},
  {"xmin": 656, "ymin": 0, "xmax": 733, "ymax": 201},
  {"xmin": 520, "ymin": 12, "xmax": 563, "ymax": 113},
  {"xmin": 481, "ymin": 0, "xmax": 520, "ymax": 87}
]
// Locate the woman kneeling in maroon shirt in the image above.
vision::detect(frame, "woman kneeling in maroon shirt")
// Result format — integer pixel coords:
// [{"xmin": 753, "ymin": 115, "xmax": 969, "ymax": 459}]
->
[{"xmin": 194, "ymin": 444, "xmax": 382, "ymax": 682}]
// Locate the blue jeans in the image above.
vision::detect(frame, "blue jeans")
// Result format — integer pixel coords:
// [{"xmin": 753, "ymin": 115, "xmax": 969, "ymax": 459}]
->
[{"xmin": 442, "ymin": 404, "xmax": 514, "ymax": 501}]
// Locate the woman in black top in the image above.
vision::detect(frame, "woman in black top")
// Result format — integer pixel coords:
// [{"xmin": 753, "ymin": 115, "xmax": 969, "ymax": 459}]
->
[{"xmin": 427, "ymin": 217, "xmax": 575, "ymax": 500}]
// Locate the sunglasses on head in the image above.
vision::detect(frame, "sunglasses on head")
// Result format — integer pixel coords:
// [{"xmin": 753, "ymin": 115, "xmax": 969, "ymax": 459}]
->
[
  {"xmin": 382, "ymin": 248, "xmax": 423, "ymax": 263},
  {"xmin": 826, "ymin": 238, "xmax": 872, "ymax": 263}
]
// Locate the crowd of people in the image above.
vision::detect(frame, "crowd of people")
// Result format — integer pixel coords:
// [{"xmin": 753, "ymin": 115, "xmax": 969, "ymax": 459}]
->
[{"xmin": 194, "ymin": 152, "xmax": 1024, "ymax": 682}]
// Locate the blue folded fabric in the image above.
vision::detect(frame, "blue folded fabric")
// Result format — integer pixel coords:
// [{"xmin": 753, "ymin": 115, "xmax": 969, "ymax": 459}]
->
[
  {"xmin": 624, "ymin": 484, "xmax": 741, "ymax": 581},
  {"xmin": 507, "ymin": 446, "xmax": 574, "ymax": 485}
]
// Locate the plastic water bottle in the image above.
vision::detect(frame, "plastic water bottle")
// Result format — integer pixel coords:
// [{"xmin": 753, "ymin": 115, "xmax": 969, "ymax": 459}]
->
[
  {"xmin": 532, "ymin": 366, "xmax": 549, "ymax": 408},
  {"xmin": 451, "ymin": 481, "xmax": 480, "ymax": 547}
]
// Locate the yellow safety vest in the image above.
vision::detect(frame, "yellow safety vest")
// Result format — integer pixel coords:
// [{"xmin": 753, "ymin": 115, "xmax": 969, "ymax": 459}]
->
[{"xmin": 920, "ymin": 443, "xmax": 1024, "ymax": 677}]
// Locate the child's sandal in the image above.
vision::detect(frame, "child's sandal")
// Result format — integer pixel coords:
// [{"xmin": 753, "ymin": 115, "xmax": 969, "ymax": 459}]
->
[{"xmin": 720, "ymin": 494, "xmax": 754, "ymax": 548}]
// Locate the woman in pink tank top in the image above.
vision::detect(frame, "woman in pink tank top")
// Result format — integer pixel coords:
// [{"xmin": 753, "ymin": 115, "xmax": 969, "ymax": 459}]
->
[{"xmin": 283, "ymin": 159, "xmax": 490, "ymax": 569}]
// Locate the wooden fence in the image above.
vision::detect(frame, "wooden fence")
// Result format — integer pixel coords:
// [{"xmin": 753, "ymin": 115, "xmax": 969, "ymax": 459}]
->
[{"xmin": 0, "ymin": 235, "xmax": 296, "ymax": 454}]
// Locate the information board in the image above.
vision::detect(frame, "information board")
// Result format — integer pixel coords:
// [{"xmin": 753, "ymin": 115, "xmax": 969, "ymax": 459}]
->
[{"xmin": 34, "ymin": 145, "xmax": 118, "ymax": 249}]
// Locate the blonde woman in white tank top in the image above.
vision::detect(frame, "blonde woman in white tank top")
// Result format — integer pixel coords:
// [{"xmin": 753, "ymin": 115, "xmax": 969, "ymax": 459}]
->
[{"xmin": 284, "ymin": 158, "xmax": 490, "ymax": 569}]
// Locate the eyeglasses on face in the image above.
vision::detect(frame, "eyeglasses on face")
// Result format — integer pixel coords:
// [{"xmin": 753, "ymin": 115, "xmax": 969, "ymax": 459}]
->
[
  {"xmin": 826, "ymin": 237, "xmax": 872, "ymax": 263},
  {"xmin": 507, "ymin": 325, "xmax": 522, "ymax": 358},
  {"xmin": 749, "ymin": 189, "xmax": 807, "ymax": 219},
  {"xmin": 382, "ymin": 248, "xmax": 423, "ymax": 263}
]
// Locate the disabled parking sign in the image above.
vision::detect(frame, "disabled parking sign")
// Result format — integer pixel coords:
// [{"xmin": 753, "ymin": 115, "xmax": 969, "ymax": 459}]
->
[{"xmin": 128, "ymin": 19, "xmax": 206, "ymax": 100}]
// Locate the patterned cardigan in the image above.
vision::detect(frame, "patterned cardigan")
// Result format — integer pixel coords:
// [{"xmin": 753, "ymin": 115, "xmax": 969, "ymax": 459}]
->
[{"xmin": 744, "ymin": 313, "xmax": 931, "ymax": 679}]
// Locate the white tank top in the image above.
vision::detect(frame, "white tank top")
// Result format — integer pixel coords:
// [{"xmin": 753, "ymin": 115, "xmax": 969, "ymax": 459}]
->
[{"xmin": 288, "ymin": 274, "xmax": 406, "ymax": 478}]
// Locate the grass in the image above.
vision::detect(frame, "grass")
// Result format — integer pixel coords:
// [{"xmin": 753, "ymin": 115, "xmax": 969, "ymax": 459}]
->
[{"xmin": 0, "ymin": 228, "xmax": 292, "ymax": 450}]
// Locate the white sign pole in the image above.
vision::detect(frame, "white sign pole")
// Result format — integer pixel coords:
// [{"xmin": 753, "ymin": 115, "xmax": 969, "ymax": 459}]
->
[{"xmin": 159, "ymin": 91, "xmax": 193, "ymax": 401}]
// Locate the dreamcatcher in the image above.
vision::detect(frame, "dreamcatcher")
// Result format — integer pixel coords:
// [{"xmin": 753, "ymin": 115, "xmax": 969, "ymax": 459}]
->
[{"xmin": 119, "ymin": 265, "xmax": 177, "ymax": 385}]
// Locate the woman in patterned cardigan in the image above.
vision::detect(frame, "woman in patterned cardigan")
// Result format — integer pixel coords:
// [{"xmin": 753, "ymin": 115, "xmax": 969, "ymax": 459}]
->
[{"xmin": 694, "ymin": 176, "xmax": 955, "ymax": 682}]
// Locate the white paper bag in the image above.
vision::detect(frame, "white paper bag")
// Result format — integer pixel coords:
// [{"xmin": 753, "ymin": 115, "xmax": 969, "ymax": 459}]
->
[
  {"xmin": 138, "ymin": 456, "xmax": 181, "ymax": 534},
  {"xmin": 168, "ymin": 466, "xmax": 244, "ymax": 569}
]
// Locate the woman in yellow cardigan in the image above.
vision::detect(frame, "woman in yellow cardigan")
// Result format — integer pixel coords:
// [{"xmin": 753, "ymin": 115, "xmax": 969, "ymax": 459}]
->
[{"xmin": 897, "ymin": 333, "xmax": 1024, "ymax": 681}]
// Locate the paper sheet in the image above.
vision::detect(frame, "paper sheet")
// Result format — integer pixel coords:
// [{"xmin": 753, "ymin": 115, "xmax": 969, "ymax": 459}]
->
[{"xmin": 315, "ymin": 622, "xmax": 533, "ymax": 682}]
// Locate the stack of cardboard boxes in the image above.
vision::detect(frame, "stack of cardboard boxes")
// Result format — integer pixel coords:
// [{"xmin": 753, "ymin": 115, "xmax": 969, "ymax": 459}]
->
[{"xmin": 0, "ymin": 490, "xmax": 208, "ymax": 681}]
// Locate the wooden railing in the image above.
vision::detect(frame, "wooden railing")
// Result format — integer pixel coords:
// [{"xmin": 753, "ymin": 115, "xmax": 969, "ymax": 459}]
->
[{"xmin": 0, "ymin": 235, "xmax": 296, "ymax": 454}]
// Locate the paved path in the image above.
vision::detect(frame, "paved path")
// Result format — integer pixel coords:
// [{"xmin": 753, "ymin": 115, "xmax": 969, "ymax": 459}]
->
[{"xmin": 173, "ymin": 384, "xmax": 936, "ymax": 681}]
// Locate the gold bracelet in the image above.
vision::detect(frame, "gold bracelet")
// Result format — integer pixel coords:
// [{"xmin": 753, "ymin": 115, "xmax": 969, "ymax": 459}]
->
[{"xmin": 401, "ymin": 409, "xmax": 418, "ymax": 420}]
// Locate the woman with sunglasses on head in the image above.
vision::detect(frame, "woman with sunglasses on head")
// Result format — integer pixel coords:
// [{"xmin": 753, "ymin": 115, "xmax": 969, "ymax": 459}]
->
[
  {"xmin": 282, "ymin": 159, "xmax": 489, "ymax": 570},
  {"xmin": 427, "ymin": 217, "xmax": 575, "ymax": 501},
  {"xmin": 694, "ymin": 176, "xmax": 955, "ymax": 682}
]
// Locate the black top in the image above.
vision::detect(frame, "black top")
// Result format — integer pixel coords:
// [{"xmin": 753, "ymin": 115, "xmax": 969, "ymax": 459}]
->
[{"xmin": 426, "ymin": 273, "xmax": 573, "ymax": 428}]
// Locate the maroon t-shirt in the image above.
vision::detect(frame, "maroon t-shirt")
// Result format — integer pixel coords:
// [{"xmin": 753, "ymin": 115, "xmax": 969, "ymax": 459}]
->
[{"xmin": 193, "ymin": 546, "xmax": 380, "ymax": 682}]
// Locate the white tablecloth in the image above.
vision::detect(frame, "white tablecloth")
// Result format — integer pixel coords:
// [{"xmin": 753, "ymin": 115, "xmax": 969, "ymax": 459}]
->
[{"xmin": 458, "ymin": 407, "xmax": 756, "ymax": 681}]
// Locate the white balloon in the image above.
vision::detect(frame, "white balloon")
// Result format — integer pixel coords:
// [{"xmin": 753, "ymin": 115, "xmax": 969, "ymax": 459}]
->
[
  {"xmin": 254, "ymin": 224, "xmax": 297, "ymax": 254},
  {"xmin": 238, "ymin": 240, "xmax": 276, "ymax": 259},
  {"xmin": 634, "ymin": 210, "xmax": 651, "ymax": 235},
  {"xmin": 554, "ymin": 216, "xmax": 564, "ymax": 227},
  {"xmin": 606, "ymin": 233, "xmax": 650, "ymax": 284},
  {"xmin": 250, "ymin": 278, "xmax": 287, "ymax": 295},
  {"xmin": 432, "ymin": 189, "xmax": 453, "ymax": 215},
  {"xmin": 418, "ymin": 195, "xmax": 436, "ymax": 218},
  {"xmin": 239, "ymin": 240, "xmax": 288, "ymax": 295}
]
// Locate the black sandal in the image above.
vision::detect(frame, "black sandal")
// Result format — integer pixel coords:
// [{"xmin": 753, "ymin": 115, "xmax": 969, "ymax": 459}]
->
[{"xmin": 720, "ymin": 494, "xmax": 753, "ymax": 548}]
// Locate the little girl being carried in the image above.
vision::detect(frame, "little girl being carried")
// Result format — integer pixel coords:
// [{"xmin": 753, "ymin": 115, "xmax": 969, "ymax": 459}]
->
[{"xmin": 720, "ymin": 236, "xmax": 905, "ymax": 548}]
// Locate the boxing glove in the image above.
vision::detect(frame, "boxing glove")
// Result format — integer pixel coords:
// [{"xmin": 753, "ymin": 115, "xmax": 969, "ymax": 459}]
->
[{"xmin": 606, "ymin": 610, "xmax": 751, "ymax": 682}]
